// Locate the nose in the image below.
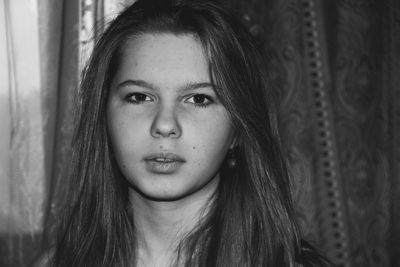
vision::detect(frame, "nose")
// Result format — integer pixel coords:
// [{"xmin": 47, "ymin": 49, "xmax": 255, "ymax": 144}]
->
[{"xmin": 150, "ymin": 104, "xmax": 182, "ymax": 138}]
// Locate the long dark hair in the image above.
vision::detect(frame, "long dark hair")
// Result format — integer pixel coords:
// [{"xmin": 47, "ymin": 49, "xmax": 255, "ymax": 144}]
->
[{"xmin": 53, "ymin": 0, "xmax": 332, "ymax": 266}]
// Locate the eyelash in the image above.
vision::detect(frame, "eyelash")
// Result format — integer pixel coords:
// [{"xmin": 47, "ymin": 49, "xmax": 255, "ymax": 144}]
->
[
  {"xmin": 184, "ymin": 94, "xmax": 214, "ymax": 108},
  {"xmin": 124, "ymin": 93, "xmax": 214, "ymax": 108},
  {"xmin": 124, "ymin": 93, "xmax": 154, "ymax": 104}
]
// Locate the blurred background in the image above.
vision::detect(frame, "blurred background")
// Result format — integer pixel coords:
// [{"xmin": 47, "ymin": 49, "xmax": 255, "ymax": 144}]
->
[{"xmin": 0, "ymin": 0, "xmax": 399, "ymax": 266}]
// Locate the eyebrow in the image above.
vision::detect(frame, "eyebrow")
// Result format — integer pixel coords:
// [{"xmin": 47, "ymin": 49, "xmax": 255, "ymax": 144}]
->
[{"xmin": 116, "ymin": 79, "xmax": 214, "ymax": 91}]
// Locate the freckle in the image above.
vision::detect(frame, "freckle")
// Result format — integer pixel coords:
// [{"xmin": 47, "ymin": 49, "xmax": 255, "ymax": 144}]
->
[
  {"xmin": 192, "ymin": 146, "xmax": 196, "ymax": 150},
  {"xmin": 160, "ymin": 145, "xmax": 164, "ymax": 149}
]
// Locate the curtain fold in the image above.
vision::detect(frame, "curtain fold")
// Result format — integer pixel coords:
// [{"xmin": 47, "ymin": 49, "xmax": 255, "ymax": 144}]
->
[
  {"xmin": 0, "ymin": 0, "xmax": 79, "ymax": 266},
  {"xmin": 42, "ymin": 0, "xmax": 80, "ymax": 248},
  {"xmin": 0, "ymin": 1, "xmax": 45, "ymax": 266},
  {"xmin": 386, "ymin": 0, "xmax": 400, "ymax": 265}
]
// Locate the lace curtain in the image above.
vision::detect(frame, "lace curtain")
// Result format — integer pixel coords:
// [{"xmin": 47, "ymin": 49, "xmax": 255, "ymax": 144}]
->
[
  {"xmin": 0, "ymin": 1, "xmax": 47, "ymax": 266},
  {"xmin": 0, "ymin": 0, "xmax": 79, "ymax": 265},
  {"xmin": 0, "ymin": 0, "xmax": 399, "ymax": 266}
]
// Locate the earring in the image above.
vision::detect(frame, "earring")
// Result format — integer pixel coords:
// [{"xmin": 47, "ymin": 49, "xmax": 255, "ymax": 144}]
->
[{"xmin": 227, "ymin": 147, "xmax": 237, "ymax": 168}]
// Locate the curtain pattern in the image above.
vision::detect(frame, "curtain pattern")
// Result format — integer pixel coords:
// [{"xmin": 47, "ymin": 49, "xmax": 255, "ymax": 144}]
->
[
  {"xmin": 232, "ymin": 0, "xmax": 399, "ymax": 266},
  {"xmin": 0, "ymin": 0, "xmax": 399, "ymax": 266}
]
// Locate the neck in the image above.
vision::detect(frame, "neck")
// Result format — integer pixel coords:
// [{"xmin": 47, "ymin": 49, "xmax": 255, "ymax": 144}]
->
[{"xmin": 129, "ymin": 177, "xmax": 218, "ymax": 266}]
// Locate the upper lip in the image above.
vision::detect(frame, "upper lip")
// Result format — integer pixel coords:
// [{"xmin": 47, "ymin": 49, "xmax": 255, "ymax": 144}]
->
[{"xmin": 143, "ymin": 152, "xmax": 186, "ymax": 162}]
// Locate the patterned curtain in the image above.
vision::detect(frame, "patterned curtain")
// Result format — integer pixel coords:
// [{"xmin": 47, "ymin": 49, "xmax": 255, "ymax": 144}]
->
[
  {"xmin": 0, "ymin": 0, "xmax": 399, "ymax": 266},
  {"xmin": 231, "ymin": 0, "xmax": 399, "ymax": 266}
]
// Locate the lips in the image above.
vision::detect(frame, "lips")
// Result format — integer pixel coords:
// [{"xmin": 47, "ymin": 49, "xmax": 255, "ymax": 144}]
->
[
  {"xmin": 144, "ymin": 152, "xmax": 186, "ymax": 162},
  {"xmin": 143, "ymin": 152, "xmax": 185, "ymax": 174}
]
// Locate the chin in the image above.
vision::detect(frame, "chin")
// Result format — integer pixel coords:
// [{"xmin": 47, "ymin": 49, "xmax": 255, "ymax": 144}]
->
[
  {"xmin": 127, "ymin": 181, "xmax": 192, "ymax": 202},
  {"xmin": 137, "ymin": 188, "xmax": 194, "ymax": 202},
  {"xmin": 126, "ymin": 173, "xmax": 220, "ymax": 203}
]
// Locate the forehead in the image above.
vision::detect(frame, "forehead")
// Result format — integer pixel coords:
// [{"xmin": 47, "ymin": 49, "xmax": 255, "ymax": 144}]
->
[{"xmin": 115, "ymin": 33, "xmax": 210, "ymax": 81}]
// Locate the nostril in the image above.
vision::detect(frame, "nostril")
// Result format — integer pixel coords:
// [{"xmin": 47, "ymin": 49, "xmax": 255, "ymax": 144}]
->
[
  {"xmin": 150, "ymin": 112, "xmax": 181, "ymax": 138},
  {"xmin": 154, "ymin": 128, "xmax": 177, "ymax": 138}
]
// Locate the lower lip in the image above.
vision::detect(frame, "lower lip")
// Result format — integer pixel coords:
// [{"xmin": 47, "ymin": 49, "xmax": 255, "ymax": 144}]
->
[{"xmin": 144, "ymin": 160, "xmax": 184, "ymax": 174}]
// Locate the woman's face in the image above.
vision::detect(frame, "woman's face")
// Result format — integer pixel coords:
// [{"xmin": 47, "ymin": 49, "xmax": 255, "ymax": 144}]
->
[{"xmin": 107, "ymin": 33, "xmax": 234, "ymax": 201}]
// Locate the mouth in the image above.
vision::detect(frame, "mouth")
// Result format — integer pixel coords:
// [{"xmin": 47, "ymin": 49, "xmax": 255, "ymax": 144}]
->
[
  {"xmin": 144, "ymin": 153, "xmax": 186, "ymax": 163},
  {"xmin": 143, "ymin": 153, "xmax": 185, "ymax": 174}
]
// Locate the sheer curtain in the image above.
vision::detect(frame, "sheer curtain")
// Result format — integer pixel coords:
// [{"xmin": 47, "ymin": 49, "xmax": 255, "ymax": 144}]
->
[
  {"xmin": 0, "ymin": 0, "xmax": 79, "ymax": 266},
  {"xmin": 1, "ymin": 1, "xmax": 46, "ymax": 266}
]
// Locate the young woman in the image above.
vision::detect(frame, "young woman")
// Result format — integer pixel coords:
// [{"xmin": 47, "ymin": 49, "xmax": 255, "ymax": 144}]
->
[{"xmin": 49, "ymin": 0, "xmax": 333, "ymax": 266}]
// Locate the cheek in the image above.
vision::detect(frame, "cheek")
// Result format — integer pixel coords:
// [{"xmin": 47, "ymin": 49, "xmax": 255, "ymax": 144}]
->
[
  {"xmin": 108, "ymin": 124, "xmax": 145, "ymax": 178},
  {"xmin": 107, "ymin": 109, "xmax": 146, "ymax": 162},
  {"xmin": 108, "ymin": 116, "xmax": 129, "ymax": 150},
  {"xmin": 108, "ymin": 102, "xmax": 148, "ymax": 140},
  {"xmin": 188, "ymin": 115, "xmax": 234, "ymax": 160}
]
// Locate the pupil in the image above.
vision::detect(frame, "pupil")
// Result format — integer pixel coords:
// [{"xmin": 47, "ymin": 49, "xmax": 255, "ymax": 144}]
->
[
  {"xmin": 136, "ymin": 94, "xmax": 146, "ymax": 101},
  {"xmin": 194, "ymin": 95, "xmax": 205, "ymax": 103}
]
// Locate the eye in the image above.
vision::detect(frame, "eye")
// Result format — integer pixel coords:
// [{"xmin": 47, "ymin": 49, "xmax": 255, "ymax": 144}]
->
[
  {"xmin": 185, "ymin": 94, "xmax": 214, "ymax": 107},
  {"xmin": 124, "ymin": 93, "xmax": 154, "ymax": 104}
]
